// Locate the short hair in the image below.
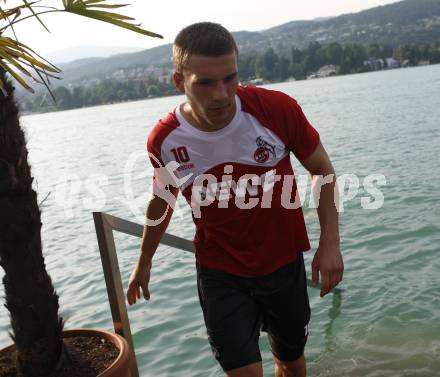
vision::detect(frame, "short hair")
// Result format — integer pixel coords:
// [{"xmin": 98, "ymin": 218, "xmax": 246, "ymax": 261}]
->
[{"xmin": 173, "ymin": 22, "xmax": 238, "ymax": 73}]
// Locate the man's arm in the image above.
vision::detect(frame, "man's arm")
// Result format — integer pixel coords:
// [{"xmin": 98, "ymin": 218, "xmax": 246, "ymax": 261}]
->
[
  {"xmin": 126, "ymin": 188, "xmax": 178, "ymax": 305},
  {"xmin": 300, "ymin": 142, "xmax": 344, "ymax": 298}
]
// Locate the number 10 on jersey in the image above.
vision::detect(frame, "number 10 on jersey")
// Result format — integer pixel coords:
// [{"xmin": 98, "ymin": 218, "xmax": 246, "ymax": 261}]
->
[{"xmin": 171, "ymin": 146, "xmax": 190, "ymax": 163}]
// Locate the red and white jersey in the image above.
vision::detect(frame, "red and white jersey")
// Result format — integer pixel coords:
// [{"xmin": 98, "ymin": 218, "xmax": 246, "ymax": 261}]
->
[{"xmin": 147, "ymin": 85, "xmax": 320, "ymax": 277}]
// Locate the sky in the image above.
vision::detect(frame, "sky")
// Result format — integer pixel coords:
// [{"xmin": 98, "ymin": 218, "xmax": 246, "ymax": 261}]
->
[{"xmin": 5, "ymin": 0, "xmax": 403, "ymax": 56}]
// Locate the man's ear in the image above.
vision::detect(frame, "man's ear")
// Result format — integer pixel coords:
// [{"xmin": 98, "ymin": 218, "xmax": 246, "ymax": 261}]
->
[{"xmin": 173, "ymin": 72, "xmax": 185, "ymax": 93}]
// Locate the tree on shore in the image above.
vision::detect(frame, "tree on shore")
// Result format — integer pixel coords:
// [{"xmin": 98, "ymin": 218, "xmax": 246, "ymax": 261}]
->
[{"xmin": 0, "ymin": 1, "xmax": 161, "ymax": 376}]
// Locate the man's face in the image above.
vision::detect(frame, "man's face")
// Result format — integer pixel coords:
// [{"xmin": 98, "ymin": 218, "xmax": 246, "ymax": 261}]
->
[{"xmin": 174, "ymin": 53, "xmax": 239, "ymax": 131}]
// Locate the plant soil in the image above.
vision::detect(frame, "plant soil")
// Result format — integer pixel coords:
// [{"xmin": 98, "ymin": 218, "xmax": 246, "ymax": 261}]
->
[{"xmin": 0, "ymin": 336, "xmax": 119, "ymax": 377}]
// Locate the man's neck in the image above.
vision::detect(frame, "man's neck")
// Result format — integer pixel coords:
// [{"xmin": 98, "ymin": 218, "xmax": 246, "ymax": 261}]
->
[{"xmin": 181, "ymin": 102, "xmax": 236, "ymax": 132}]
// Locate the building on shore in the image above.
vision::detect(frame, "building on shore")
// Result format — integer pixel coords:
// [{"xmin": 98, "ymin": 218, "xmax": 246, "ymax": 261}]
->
[
  {"xmin": 386, "ymin": 58, "xmax": 400, "ymax": 69},
  {"xmin": 307, "ymin": 64, "xmax": 338, "ymax": 79}
]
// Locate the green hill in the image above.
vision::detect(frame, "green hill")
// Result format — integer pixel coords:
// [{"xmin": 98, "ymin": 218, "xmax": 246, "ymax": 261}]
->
[{"xmin": 17, "ymin": 0, "xmax": 440, "ymax": 101}]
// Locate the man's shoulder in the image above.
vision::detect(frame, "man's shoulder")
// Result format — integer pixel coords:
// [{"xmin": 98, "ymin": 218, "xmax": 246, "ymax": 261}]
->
[
  {"xmin": 147, "ymin": 110, "xmax": 180, "ymax": 153},
  {"xmin": 149, "ymin": 110, "xmax": 180, "ymax": 140},
  {"xmin": 237, "ymin": 85, "xmax": 301, "ymax": 125},
  {"xmin": 237, "ymin": 85, "xmax": 299, "ymax": 116},
  {"xmin": 237, "ymin": 85, "xmax": 295, "ymax": 101},
  {"xmin": 152, "ymin": 110, "xmax": 180, "ymax": 132}
]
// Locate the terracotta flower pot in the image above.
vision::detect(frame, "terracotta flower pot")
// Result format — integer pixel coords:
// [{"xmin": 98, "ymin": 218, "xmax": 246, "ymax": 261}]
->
[
  {"xmin": 0, "ymin": 328, "xmax": 132, "ymax": 377},
  {"xmin": 63, "ymin": 329, "xmax": 132, "ymax": 377}
]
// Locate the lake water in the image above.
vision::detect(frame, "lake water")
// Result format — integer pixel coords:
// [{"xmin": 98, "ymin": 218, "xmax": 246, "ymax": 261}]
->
[{"xmin": 1, "ymin": 65, "xmax": 439, "ymax": 376}]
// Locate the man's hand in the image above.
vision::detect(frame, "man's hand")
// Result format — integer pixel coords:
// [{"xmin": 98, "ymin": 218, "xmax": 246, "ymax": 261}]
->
[
  {"xmin": 126, "ymin": 260, "xmax": 152, "ymax": 305},
  {"xmin": 311, "ymin": 240, "xmax": 344, "ymax": 298}
]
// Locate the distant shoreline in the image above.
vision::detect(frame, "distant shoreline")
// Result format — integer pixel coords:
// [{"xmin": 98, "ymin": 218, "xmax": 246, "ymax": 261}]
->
[{"xmin": 20, "ymin": 63, "xmax": 439, "ymax": 117}]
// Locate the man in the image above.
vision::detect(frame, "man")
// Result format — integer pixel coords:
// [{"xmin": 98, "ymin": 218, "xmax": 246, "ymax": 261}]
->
[{"xmin": 127, "ymin": 22, "xmax": 344, "ymax": 377}]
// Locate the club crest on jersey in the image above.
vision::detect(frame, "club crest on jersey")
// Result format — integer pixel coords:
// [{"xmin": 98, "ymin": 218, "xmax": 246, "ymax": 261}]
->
[{"xmin": 254, "ymin": 136, "xmax": 276, "ymax": 163}]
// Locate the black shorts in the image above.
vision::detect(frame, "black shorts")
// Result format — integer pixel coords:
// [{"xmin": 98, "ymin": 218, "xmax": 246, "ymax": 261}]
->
[{"xmin": 196, "ymin": 252, "xmax": 311, "ymax": 372}]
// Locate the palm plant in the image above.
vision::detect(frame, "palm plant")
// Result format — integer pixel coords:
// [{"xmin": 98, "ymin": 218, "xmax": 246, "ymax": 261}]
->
[{"xmin": 0, "ymin": 2, "xmax": 161, "ymax": 376}]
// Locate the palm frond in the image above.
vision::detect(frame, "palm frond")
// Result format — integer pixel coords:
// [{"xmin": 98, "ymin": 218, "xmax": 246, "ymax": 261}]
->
[
  {"xmin": 63, "ymin": 0, "xmax": 163, "ymax": 38},
  {"xmin": 4, "ymin": 37, "xmax": 62, "ymax": 71},
  {"xmin": 0, "ymin": 76, "xmax": 7, "ymax": 96},
  {"xmin": 0, "ymin": 4, "xmax": 25, "ymax": 20},
  {"xmin": 0, "ymin": 37, "xmax": 60, "ymax": 73},
  {"xmin": 0, "ymin": 1, "xmax": 43, "ymax": 26},
  {"xmin": 21, "ymin": 0, "xmax": 50, "ymax": 32},
  {"xmin": 0, "ymin": 36, "xmax": 61, "ymax": 93},
  {"xmin": 0, "ymin": 0, "xmax": 162, "ymax": 94},
  {"xmin": 0, "ymin": 60, "xmax": 35, "ymax": 92}
]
